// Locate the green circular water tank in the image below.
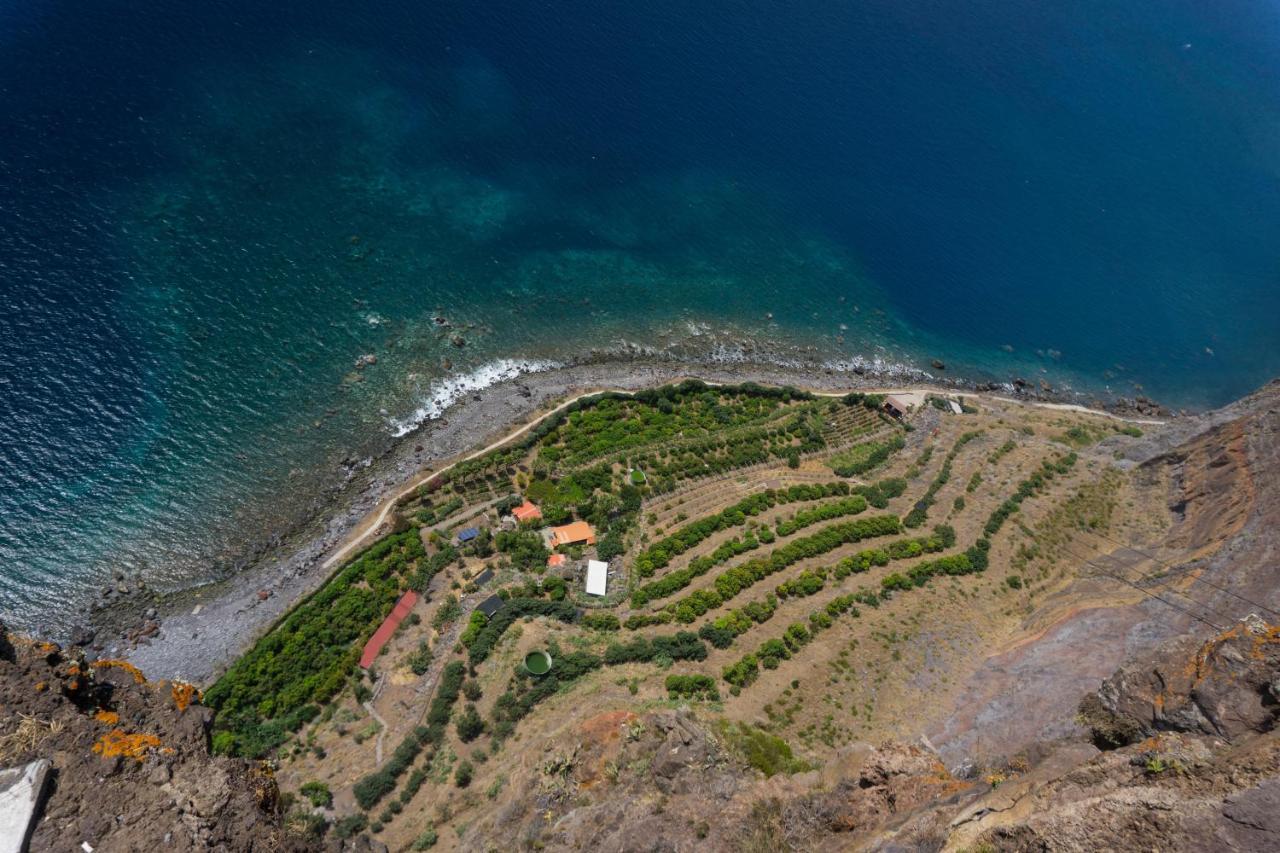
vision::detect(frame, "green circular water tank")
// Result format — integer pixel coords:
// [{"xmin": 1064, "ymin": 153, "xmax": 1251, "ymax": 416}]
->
[{"xmin": 523, "ymin": 650, "xmax": 553, "ymax": 675}]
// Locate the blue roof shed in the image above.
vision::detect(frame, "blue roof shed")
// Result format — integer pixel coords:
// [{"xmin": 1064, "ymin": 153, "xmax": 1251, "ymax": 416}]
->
[{"xmin": 457, "ymin": 527, "xmax": 480, "ymax": 543}]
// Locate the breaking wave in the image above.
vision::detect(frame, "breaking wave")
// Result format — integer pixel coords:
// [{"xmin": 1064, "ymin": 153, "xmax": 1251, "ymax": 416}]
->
[{"xmin": 388, "ymin": 358, "xmax": 562, "ymax": 437}]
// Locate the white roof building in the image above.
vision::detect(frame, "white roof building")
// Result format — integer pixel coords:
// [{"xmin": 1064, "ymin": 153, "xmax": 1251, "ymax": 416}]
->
[{"xmin": 585, "ymin": 559, "xmax": 609, "ymax": 596}]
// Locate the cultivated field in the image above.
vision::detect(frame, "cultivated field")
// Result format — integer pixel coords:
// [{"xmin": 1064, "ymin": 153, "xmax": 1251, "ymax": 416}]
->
[{"xmin": 202, "ymin": 380, "xmax": 1169, "ymax": 848}]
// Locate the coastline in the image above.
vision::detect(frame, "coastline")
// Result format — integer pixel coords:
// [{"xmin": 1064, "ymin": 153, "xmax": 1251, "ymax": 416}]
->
[{"xmin": 119, "ymin": 355, "xmax": 1169, "ymax": 685}]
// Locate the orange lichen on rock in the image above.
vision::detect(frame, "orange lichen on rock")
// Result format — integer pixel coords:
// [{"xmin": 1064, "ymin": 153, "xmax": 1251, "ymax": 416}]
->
[
  {"xmin": 94, "ymin": 710, "xmax": 120, "ymax": 726},
  {"xmin": 92, "ymin": 659, "xmax": 147, "ymax": 684},
  {"xmin": 170, "ymin": 682, "xmax": 200, "ymax": 712},
  {"xmin": 1250, "ymin": 624, "xmax": 1280, "ymax": 660},
  {"xmin": 92, "ymin": 729, "xmax": 161, "ymax": 761},
  {"xmin": 34, "ymin": 681, "xmax": 47, "ymax": 692}
]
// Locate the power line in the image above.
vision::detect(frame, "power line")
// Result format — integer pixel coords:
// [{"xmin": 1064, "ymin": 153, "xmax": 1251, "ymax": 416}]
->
[
  {"xmin": 1053, "ymin": 541, "xmax": 1230, "ymax": 632},
  {"xmin": 1078, "ymin": 528, "xmax": 1280, "ymax": 621}
]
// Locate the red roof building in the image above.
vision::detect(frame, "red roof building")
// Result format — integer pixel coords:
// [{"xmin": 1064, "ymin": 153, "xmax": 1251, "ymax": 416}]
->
[
  {"xmin": 547, "ymin": 553, "xmax": 567, "ymax": 568},
  {"xmin": 548, "ymin": 521, "xmax": 597, "ymax": 548},
  {"xmin": 360, "ymin": 590, "xmax": 419, "ymax": 669},
  {"xmin": 512, "ymin": 501, "xmax": 542, "ymax": 523}
]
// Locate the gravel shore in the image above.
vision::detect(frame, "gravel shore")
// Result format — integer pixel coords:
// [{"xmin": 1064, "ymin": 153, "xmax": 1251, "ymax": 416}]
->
[{"xmin": 118, "ymin": 356, "xmax": 1159, "ymax": 684}]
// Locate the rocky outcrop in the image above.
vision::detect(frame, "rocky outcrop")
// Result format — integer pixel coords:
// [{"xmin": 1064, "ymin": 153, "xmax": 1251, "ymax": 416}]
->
[
  {"xmin": 0, "ymin": 622, "xmax": 301, "ymax": 852},
  {"xmin": 1082, "ymin": 615, "xmax": 1280, "ymax": 746},
  {"xmin": 942, "ymin": 619, "xmax": 1280, "ymax": 852},
  {"xmin": 459, "ymin": 709, "xmax": 971, "ymax": 852}
]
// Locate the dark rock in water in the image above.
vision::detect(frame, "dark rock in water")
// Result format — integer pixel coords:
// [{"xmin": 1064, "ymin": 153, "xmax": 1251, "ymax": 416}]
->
[
  {"xmin": 451, "ymin": 334, "xmax": 467, "ymax": 348},
  {"xmin": 853, "ymin": 365, "xmax": 866, "ymax": 375},
  {"xmin": 931, "ymin": 359, "xmax": 946, "ymax": 370},
  {"xmin": 68, "ymin": 625, "xmax": 95, "ymax": 647},
  {"xmin": 433, "ymin": 315, "xmax": 450, "ymax": 328},
  {"xmin": 441, "ymin": 357, "xmax": 453, "ymax": 371},
  {"xmin": 354, "ymin": 353, "xmax": 378, "ymax": 370},
  {"xmin": 1013, "ymin": 377, "xmax": 1028, "ymax": 388}
]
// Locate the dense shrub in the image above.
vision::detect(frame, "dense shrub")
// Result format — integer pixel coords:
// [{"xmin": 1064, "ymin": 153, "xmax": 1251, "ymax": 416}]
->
[
  {"xmin": 459, "ymin": 611, "xmax": 488, "ymax": 648},
  {"xmin": 300, "ymin": 781, "xmax": 332, "ymax": 808},
  {"xmin": 581, "ymin": 612, "xmax": 621, "ymax": 631},
  {"xmin": 455, "ymin": 703, "xmax": 486, "ymax": 742},
  {"xmin": 603, "ymin": 632, "xmax": 707, "ymax": 665},
  {"xmin": 775, "ymin": 495, "xmax": 867, "ymax": 537},
  {"xmin": 665, "ymin": 674, "xmax": 720, "ymax": 701},
  {"xmin": 333, "ymin": 814, "xmax": 368, "ymax": 839},
  {"xmin": 495, "ymin": 529, "xmax": 550, "ymax": 572}
]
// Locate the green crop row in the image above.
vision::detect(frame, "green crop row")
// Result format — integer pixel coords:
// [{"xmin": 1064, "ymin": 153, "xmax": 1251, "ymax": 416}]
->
[
  {"xmin": 635, "ymin": 482, "xmax": 853, "ymax": 578},
  {"xmin": 903, "ymin": 431, "xmax": 982, "ymax": 528},
  {"xmin": 654, "ymin": 515, "xmax": 902, "ymax": 623}
]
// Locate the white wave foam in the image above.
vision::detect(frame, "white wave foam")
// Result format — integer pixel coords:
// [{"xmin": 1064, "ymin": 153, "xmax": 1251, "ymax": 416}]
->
[{"xmin": 388, "ymin": 358, "xmax": 561, "ymax": 437}]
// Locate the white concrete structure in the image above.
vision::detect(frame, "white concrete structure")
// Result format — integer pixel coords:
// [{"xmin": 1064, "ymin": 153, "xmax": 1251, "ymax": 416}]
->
[
  {"xmin": 585, "ymin": 559, "xmax": 608, "ymax": 596},
  {"xmin": 949, "ymin": 400, "xmax": 963, "ymax": 415},
  {"xmin": 0, "ymin": 759, "xmax": 50, "ymax": 853}
]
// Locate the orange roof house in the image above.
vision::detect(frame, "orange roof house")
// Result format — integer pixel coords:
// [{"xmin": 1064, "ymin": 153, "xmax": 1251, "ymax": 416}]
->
[
  {"xmin": 547, "ymin": 553, "xmax": 567, "ymax": 568},
  {"xmin": 512, "ymin": 501, "xmax": 542, "ymax": 523},
  {"xmin": 360, "ymin": 590, "xmax": 418, "ymax": 669},
  {"xmin": 548, "ymin": 521, "xmax": 596, "ymax": 548}
]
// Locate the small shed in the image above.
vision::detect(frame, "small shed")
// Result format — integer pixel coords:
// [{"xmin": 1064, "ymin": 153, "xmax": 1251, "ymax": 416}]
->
[
  {"xmin": 477, "ymin": 594, "xmax": 505, "ymax": 618},
  {"xmin": 585, "ymin": 559, "xmax": 609, "ymax": 596},
  {"xmin": 456, "ymin": 527, "xmax": 480, "ymax": 544},
  {"xmin": 884, "ymin": 395, "xmax": 913, "ymax": 419},
  {"xmin": 547, "ymin": 553, "xmax": 567, "ymax": 569},
  {"xmin": 360, "ymin": 590, "xmax": 419, "ymax": 669},
  {"xmin": 472, "ymin": 568, "xmax": 494, "ymax": 587},
  {"xmin": 512, "ymin": 501, "xmax": 542, "ymax": 523}
]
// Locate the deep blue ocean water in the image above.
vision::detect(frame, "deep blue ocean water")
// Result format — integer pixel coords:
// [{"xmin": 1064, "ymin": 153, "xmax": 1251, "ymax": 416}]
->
[{"xmin": 2, "ymin": 0, "xmax": 1278, "ymax": 630}]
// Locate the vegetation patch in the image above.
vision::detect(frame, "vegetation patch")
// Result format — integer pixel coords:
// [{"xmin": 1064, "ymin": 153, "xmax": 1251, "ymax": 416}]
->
[
  {"xmin": 665, "ymin": 674, "xmax": 720, "ymax": 701},
  {"xmin": 206, "ymin": 529, "xmax": 438, "ymax": 757},
  {"xmin": 827, "ymin": 433, "xmax": 906, "ymax": 477},
  {"xmin": 903, "ymin": 431, "xmax": 981, "ymax": 528},
  {"xmin": 714, "ymin": 720, "xmax": 811, "ymax": 777}
]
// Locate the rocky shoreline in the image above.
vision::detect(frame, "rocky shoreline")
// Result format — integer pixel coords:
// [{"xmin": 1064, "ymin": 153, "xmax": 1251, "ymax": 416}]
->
[{"xmin": 101, "ymin": 353, "xmax": 1172, "ymax": 685}]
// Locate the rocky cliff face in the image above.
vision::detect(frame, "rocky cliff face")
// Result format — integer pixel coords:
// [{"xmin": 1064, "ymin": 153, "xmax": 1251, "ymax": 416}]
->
[{"xmin": 0, "ymin": 623, "xmax": 294, "ymax": 852}]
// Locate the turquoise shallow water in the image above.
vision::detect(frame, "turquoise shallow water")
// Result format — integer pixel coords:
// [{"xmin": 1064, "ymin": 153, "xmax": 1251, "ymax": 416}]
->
[{"xmin": 1, "ymin": 0, "xmax": 1278, "ymax": 631}]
